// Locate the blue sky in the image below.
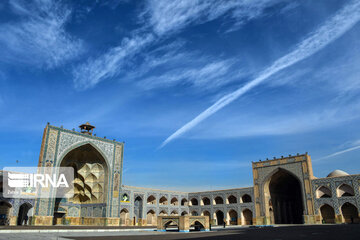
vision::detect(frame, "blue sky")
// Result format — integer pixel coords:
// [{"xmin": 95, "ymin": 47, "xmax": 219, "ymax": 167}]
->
[{"xmin": 1, "ymin": 0, "xmax": 360, "ymax": 191}]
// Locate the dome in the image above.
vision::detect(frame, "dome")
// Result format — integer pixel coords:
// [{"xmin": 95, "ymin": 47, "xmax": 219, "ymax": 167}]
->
[{"xmin": 326, "ymin": 170, "xmax": 349, "ymax": 178}]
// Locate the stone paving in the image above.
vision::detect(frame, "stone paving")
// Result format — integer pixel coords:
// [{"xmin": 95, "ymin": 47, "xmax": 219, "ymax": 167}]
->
[{"xmin": 0, "ymin": 224, "xmax": 359, "ymax": 240}]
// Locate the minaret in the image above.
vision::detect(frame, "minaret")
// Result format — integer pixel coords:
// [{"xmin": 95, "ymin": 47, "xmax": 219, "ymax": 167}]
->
[{"xmin": 79, "ymin": 122, "xmax": 95, "ymax": 135}]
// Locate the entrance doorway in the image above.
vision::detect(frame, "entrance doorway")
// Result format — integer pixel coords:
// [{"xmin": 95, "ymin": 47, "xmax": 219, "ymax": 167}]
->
[
  {"xmin": 17, "ymin": 203, "xmax": 32, "ymax": 225},
  {"xmin": 268, "ymin": 169, "xmax": 304, "ymax": 224},
  {"xmin": 341, "ymin": 202, "xmax": 359, "ymax": 223},
  {"xmin": 216, "ymin": 211, "xmax": 224, "ymax": 225},
  {"xmin": 320, "ymin": 204, "xmax": 335, "ymax": 223}
]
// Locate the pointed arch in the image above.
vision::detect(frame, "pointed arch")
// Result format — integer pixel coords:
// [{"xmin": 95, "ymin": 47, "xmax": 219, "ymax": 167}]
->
[
  {"xmin": 57, "ymin": 141, "xmax": 110, "ymax": 169},
  {"xmin": 181, "ymin": 198, "xmax": 188, "ymax": 206},
  {"xmin": 17, "ymin": 202, "xmax": 33, "ymax": 225},
  {"xmin": 55, "ymin": 143, "xmax": 109, "ymax": 220},
  {"xmin": 320, "ymin": 204, "xmax": 335, "ymax": 223},
  {"xmin": 341, "ymin": 202, "xmax": 359, "ymax": 223},
  {"xmin": 337, "ymin": 184, "xmax": 355, "ymax": 197},
  {"xmin": 170, "ymin": 210, "xmax": 178, "ymax": 216},
  {"xmin": 215, "ymin": 210, "xmax": 224, "ymax": 225},
  {"xmin": 146, "ymin": 210, "xmax": 156, "ymax": 225},
  {"xmin": 163, "ymin": 220, "xmax": 179, "ymax": 231},
  {"xmin": 316, "ymin": 186, "xmax": 332, "ymax": 198},
  {"xmin": 201, "ymin": 197, "xmax": 211, "ymax": 205},
  {"xmin": 159, "ymin": 210, "xmax": 167, "ymax": 216},
  {"xmin": 214, "ymin": 196, "xmax": 224, "ymax": 205},
  {"xmin": 202, "ymin": 210, "xmax": 211, "ymax": 217},
  {"xmin": 147, "ymin": 195, "xmax": 156, "ymax": 204},
  {"xmin": 181, "ymin": 211, "xmax": 188, "ymax": 216},
  {"xmin": 170, "ymin": 197, "xmax": 179, "ymax": 206},
  {"xmin": 190, "ymin": 198, "xmax": 198, "ymax": 206},
  {"xmin": 120, "ymin": 208, "xmax": 129, "ymax": 226},
  {"xmin": 242, "ymin": 208, "xmax": 253, "ymax": 225},
  {"xmin": 191, "ymin": 210, "xmax": 199, "ymax": 216},
  {"xmin": 241, "ymin": 194, "xmax": 252, "ymax": 203},
  {"xmin": 227, "ymin": 195, "xmax": 237, "ymax": 204},
  {"xmin": 190, "ymin": 220, "xmax": 205, "ymax": 231},
  {"xmin": 228, "ymin": 209, "xmax": 238, "ymax": 225},
  {"xmin": 264, "ymin": 168, "xmax": 303, "ymax": 224},
  {"xmin": 159, "ymin": 196, "xmax": 168, "ymax": 205}
]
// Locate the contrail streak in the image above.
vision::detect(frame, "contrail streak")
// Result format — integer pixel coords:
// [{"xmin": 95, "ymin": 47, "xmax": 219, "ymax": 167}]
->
[
  {"xmin": 317, "ymin": 145, "xmax": 360, "ymax": 161},
  {"xmin": 159, "ymin": 1, "xmax": 360, "ymax": 148}
]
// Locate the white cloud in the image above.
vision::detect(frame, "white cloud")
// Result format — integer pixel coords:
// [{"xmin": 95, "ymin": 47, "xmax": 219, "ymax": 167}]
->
[
  {"xmin": 142, "ymin": 0, "xmax": 286, "ymax": 35},
  {"xmin": 73, "ymin": 33, "xmax": 154, "ymax": 89},
  {"xmin": 137, "ymin": 58, "xmax": 241, "ymax": 91},
  {"xmin": 73, "ymin": 0, "xmax": 287, "ymax": 89},
  {"xmin": 160, "ymin": 0, "xmax": 360, "ymax": 148},
  {"xmin": 317, "ymin": 144, "xmax": 360, "ymax": 161},
  {"xmin": 0, "ymin": 0, "xmax": 84, "ymax": 68}
]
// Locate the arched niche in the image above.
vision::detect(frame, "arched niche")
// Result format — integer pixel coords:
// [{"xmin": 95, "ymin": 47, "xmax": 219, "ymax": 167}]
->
[
  {"xmin": 337, "ymin": 184, "xmax": 355, "ymax": 197},
  {"xmin": 54, "ymin": 143, "xmax": 109, "ymax": 220},
  {"xmin": 316, "ymin": 186, "xmax": 332, "ymax": 198}
]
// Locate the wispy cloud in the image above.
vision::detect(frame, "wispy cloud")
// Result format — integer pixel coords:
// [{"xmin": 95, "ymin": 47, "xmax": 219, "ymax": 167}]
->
[
  {"xmin": 137, "ymin": 58, "xmax": 242, "ymax": 91},
  {"xmin": 160, "ymin": 0, "xmax": 360, "ymax": 148},
  {"xmin": 123, "ymin": 40, "xmax": 247, "ymax": 92},
  {"xmin": 73, "ymin": 0, "xmax": 289, "ymax": 89},
  {"xmin": 142, "ymin": 0, "xmax": 287, "ymax": 35},
  {"xmin": 317, "ymin": 144, "xmax": 360, "ymax": 161},
  {"xmin": 0, "ymin": 0, "xmax": 84, "ymax": 68},
  {"xmin": 73, "ymin": 33, "xmax": 154, "ymax": 89}
]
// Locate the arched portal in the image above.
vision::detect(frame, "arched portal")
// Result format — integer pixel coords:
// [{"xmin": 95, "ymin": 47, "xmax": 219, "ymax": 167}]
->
[
  {"xmin": 320, "ymin": 204, "xmax": 335, "ymax": 223},
  {"xmin": 55, "ymin": 143, "xmax": 108, "ymax": 220},
  {"xmin": 0, "ymin": 201, "xmax": 12, "ymax": 225},
  {"xmin": 190, "ymin": 220, "xmax": 205, "ymax": 231},
  {"xmin": 120, "ymin": 208, "xmax": 129, "ymax": 226},
  {"xmin": 215, "ymin": 210, "xmax": 224, "ymax": 225},
  {"xmin": 228, "ymin": 210, "xmax": 238, "ymax": 225},
  {"xmin": 134, "ymin": 196, "xmax": 143, "ymax": 225},
  {"xmin": 267, "ymin": 169, "xmax": 304, "ymax": 224},
  {"xmin": 146, "ymin": 210, "xmax": 156, "ymax": 225},
  {"xmin": 242, "ymin": 209, "xmax": 253, "ymax": 225},
  {"xmin": 341, "ymin": 202, "xmax": 359, "ymax": 223},
  {"xmin": 17, "ymin": 202, "xmax": 32, "ymax": 225},
  {"xmin": 164, "ymin": 220, "xmax": 179, "ymax": 231}
]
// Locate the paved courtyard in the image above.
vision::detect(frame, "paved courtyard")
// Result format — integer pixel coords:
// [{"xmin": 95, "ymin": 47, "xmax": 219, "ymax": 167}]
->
[{"xmin": 0, "ymin": 224, "xmax": 359, "ymax": 240}]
